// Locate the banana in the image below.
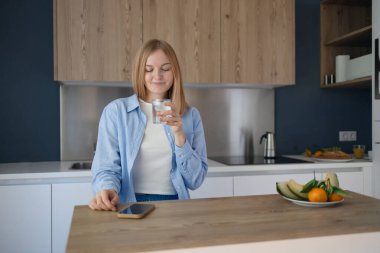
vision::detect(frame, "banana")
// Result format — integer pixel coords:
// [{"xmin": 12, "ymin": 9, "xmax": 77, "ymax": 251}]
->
[{"xmin": 287, "ymin": 179, "xmax": 308, "ymax": 200}]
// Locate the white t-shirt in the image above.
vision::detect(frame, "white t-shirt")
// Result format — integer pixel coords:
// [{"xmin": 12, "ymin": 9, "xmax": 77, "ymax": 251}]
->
[{"xmin": 132, "ymin": 99, "xmax": 176, "ymax": 195}]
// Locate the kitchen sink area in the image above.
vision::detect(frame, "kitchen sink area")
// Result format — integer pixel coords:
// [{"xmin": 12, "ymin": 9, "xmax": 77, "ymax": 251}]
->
[{"xmin": 69, "ymin": 162, "xmax": 92, "ymax": 170}]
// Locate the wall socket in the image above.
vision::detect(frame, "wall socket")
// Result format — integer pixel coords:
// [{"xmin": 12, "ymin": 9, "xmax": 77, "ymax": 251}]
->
[{"xmin": 339, "ymin": 131, "xmax": 357, "ymax": 141}]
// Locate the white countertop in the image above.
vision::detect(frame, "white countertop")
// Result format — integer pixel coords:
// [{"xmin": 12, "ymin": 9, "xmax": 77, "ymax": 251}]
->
[
  {"xmin": 0, "ymin": 160, "xmax": 92, "ymax": 184},
  {"xmin": 0, "ymin": 156, "xmax": 372, "ymax": 185},
  {"xmin": 207, "ymin": 155, "xmax": 372, "ymax": 176}
]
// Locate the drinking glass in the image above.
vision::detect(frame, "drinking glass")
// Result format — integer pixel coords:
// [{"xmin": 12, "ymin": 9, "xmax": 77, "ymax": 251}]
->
[
  {"xmin": 152, "ymin": 99, "xmax": 171, "ymax": 124},
  {"xmin": 352, "ymin": 145, "xmax": 365, "ymax": 159}
]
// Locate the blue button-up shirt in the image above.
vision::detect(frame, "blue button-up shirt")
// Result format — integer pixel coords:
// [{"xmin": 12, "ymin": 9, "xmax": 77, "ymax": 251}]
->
[{"xmin": 92, "ymin": 94, "xmax": 208, "ymax": 203}]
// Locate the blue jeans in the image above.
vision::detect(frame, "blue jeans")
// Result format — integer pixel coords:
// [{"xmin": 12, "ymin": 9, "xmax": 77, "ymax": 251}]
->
[{"xmin": 135, "ymin": 194, "xmax": 179, "ymax": 202}]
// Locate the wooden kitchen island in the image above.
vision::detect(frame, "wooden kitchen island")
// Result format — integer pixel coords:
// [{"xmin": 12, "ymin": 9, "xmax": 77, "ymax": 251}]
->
[{"xmin": 67, "ymin": 192, "xmax": 380, "ymax": 253}]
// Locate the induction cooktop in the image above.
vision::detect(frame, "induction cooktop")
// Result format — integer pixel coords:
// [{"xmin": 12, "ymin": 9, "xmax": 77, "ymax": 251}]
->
[{"xmin": 209, "ymin": 156, "xmax": 311, "ymax": 165}]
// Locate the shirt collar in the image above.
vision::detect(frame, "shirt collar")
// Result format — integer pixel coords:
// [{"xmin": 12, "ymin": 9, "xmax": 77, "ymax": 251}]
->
[{"xmin": 126, "ymin": 94, "xmax": 140, "ymax": 112}]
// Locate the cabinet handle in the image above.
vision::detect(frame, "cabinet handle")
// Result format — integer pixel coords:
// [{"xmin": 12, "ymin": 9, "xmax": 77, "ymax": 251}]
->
[{"xmin": 375, "ymin": 38, "xmax": 380, "ymax": 100}]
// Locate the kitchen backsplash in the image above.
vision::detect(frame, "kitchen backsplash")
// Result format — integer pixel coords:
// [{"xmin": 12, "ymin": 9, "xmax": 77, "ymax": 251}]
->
[{"xmin": 60, "ymin": 85, "xmax": 274, "ymax": 160}]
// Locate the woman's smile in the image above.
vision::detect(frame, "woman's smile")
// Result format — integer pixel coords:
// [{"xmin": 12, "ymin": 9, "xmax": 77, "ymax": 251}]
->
[{"xmin": 152, "ymin": 81, "xmax": 165, "ymax": 85}]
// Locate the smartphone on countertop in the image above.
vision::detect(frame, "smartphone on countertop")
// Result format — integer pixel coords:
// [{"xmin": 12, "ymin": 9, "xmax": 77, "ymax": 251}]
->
[{"xmin": 117, "ymin": 203, "xmax": 155, "ymax": 219}]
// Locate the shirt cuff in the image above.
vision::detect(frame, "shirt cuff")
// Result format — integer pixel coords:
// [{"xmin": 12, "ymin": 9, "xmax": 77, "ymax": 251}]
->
[
  {"xmin": 175, "ymin": 140, "xmax": 193, "ymax": 161},
  {"xmin": 95, "ymin": 181, "xmax": 119, "ymax": 194}
]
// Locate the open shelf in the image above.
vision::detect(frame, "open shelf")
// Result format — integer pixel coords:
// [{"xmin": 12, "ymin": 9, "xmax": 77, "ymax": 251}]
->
[
  {"xmin": 325, "ymin": 25, "xmax": 372, "ymax": 47},
  {"xmin": 321, "ymin": 76, "xmax": 371, "ymax": 88},
  {"xmin": 320, "ymin": 0, "xmax": 371, "ymax": 89}
]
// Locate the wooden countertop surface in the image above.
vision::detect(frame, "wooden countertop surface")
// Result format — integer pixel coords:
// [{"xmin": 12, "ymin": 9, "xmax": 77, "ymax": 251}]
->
[{"xmin": 67, "ymin": 192, "xmax": 380, "ymax": 252}]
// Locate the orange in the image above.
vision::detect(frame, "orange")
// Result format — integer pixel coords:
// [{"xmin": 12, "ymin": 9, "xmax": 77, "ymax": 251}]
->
[
  {"xmin": 304, "ymin": 149, "xmax": 312, "ymax": 157},
  {"xmin": 329, "ymin": 192, "xmax": 344, "ymax": 202},
  {"xmin": 308, "ymin": 188, "xmax": 328, "ymax": 202}
]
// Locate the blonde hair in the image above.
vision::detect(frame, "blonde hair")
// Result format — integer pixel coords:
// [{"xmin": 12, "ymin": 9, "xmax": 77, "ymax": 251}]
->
[{"xmin": 132, "ymin": 39, "xmax": 187, "ymax": 115}]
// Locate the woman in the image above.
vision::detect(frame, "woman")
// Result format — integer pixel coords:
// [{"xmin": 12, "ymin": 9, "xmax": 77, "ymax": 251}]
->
[{"xmin": 89, "ymin": 39, "xmax": 208, "ymax": 211}]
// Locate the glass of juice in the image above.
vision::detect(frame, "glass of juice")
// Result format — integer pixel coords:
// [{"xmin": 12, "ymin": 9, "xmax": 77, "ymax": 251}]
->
[{"xmin": 352, "ymin": 145, "xmax": 365, "ymax": 159}]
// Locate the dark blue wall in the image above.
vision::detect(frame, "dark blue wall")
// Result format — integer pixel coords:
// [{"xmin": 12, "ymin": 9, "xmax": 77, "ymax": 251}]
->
[
  {"xmin": 0, "ymin": 0, "xmax": 372, "ymax": 162},
  {"xmin": 0, "ymin": 0, "xmax": 60, "ymax": 162},
  {"xmin": 275, "ymin": 0, "xmax": 372, "ymax": 155}
]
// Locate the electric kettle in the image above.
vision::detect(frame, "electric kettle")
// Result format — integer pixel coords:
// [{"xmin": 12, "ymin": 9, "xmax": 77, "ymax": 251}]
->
[{"xmin": 260, "ymin": 132, "xmax": 276, "ymax": 159}]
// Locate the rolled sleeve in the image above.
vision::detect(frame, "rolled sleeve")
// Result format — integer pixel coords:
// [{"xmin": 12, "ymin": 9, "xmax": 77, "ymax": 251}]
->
[
  {"xmin": 92, "ymin": 103, "xmax": 122, "ymax": 195},
  {"xmin": 174, "ymin": 108, "xmax": 208, "ymax": 190}
]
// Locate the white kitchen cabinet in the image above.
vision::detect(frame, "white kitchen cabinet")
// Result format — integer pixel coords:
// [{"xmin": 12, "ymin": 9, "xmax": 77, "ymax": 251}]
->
[
  {"xmin": 234, "ymin": 173, "xmax": 313, "ymax": 196},
  {"xmin": 374, "ymin": 123, "xmax": 380, "ymax": 198},
  {"xmin": 373, "ymin": 0, "xmax": 380, "ymax": 199},
  {"xmin": 0, "ymin": 184, "xmax": 51, "ymax": 253},
  {"xmin": 190, "ymin": 176, "xmax": 233, "ymax": 199},
  {"xmin": 333, "ymin": 171, "xmax": 364, "ymax": 195},
  {"xmin": 52, "ymin": 182, "xmax": 93, "ymax": 253}
]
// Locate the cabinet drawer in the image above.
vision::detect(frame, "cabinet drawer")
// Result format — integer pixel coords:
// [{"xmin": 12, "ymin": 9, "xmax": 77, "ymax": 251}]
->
[
  {"xmin": 190, "ymin": 177, "xmax": 233, "ymax": 199},
  {"xmin": 234, "ymin": 173, "xmax": 313, "ymax": 196}
]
